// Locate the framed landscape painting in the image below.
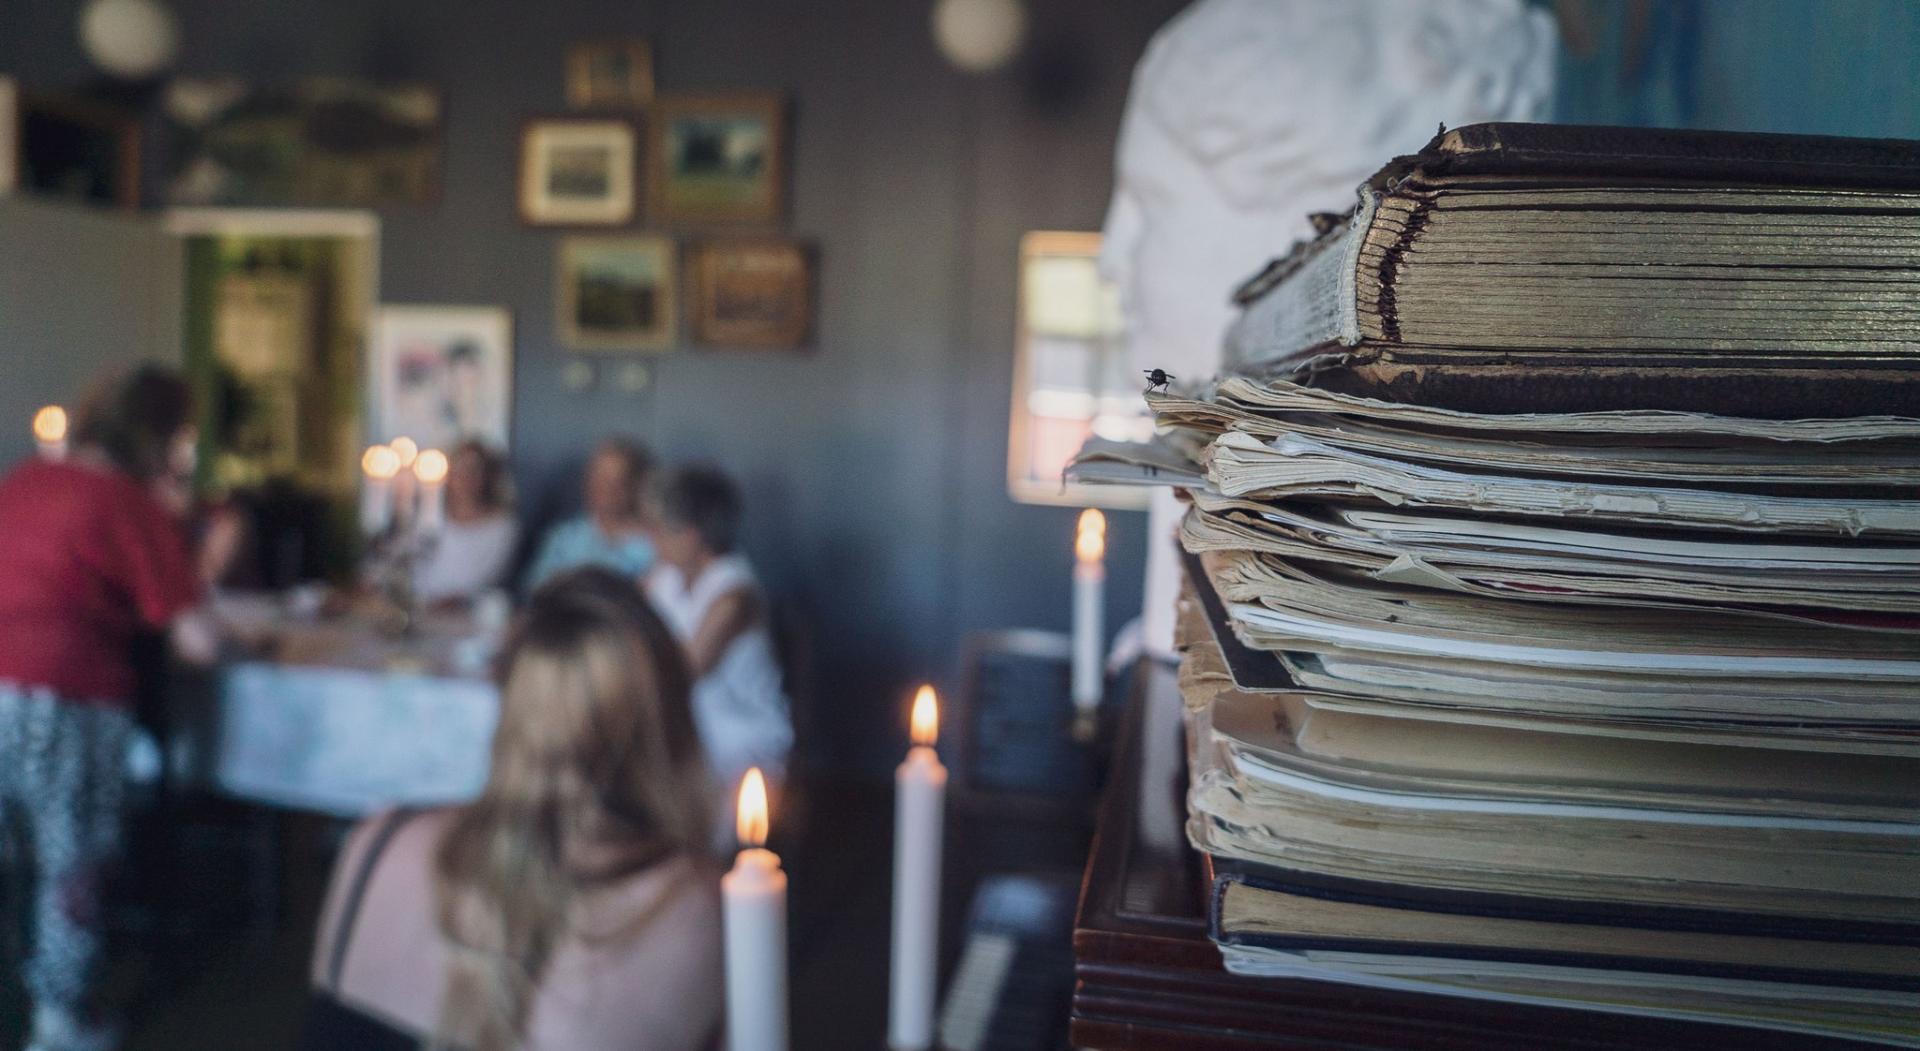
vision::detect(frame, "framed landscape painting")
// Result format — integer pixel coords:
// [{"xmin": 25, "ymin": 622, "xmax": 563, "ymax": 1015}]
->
[
  {"xmin": 649, "ymin": 92, "xmax": 786, "ymax": 224},
  {"xmin": 519, "ymin": 117, "xmax": 639, "ymax": 226},
  {"xmin": 162, "ymin": 78, "xmax": 442, "ymax": 207},
  {"xmin": 558, "ymin": 236, "xmax": 677, "ymax": 351},
  {"xmin": 371, "ymin": 305, "xmax": 514, "ymax": 451},
  {"xmin": 688, "ymin": 238, "xmax": 814, "ymax": 348}
]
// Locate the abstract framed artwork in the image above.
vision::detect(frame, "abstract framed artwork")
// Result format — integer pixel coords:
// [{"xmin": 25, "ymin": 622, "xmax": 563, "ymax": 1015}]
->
[
  {"xmin": 370, "ymin": 305, "xmax": 515, "ymax": 452},
  {"xmin": 162, "ymin": 78, "xmax": 442, "ymax": 207},
  {"xmin": 557, "ymin": 236, "xmax": 678, "ymax": 351},
  {"xmin": 649, "ymin": 92, "xmax": 786, "ymax": 224},
  {"xmin": 687, "ymin": 238, "xmax": 814, "ymax": 349},
  {"xmin": 566, "ymin": 37, "xmax": 655, "ymax": 109},
  {"xmin": 519, "ymin": 116, "xmax": 640, "ymax": 227}
]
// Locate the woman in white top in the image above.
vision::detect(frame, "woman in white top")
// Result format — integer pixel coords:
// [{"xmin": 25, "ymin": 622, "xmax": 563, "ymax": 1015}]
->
[
  {"xmin": 644, "ymin": 464, "xmax": 793, "ymax": 796},
  {"xmin": 413, "ymin": 440, "xmax": 519, "ymax": 606}
]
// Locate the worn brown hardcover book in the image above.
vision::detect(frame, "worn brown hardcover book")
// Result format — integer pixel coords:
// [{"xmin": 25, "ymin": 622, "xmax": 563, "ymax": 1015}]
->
[{"xmin": 1225, "ymin": 123, "xmax": 1920, "ymax": 416}]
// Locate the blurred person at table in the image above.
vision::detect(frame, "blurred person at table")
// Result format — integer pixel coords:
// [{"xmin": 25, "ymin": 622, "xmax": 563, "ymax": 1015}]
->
[
  {"xmin": 411, "ymin": 439, "xmax": 519, "ymax": 608},
  {"xmin": 644, "ymin": 464, "xmax": 792, "ymax": 797},
  {"xmin": 307, "ymin": 568, "xmax": 721, "ymax": 1051},
  {"xmin": 0, "ymin": 363, "xmax": 220, "ymax": 1051},
  {"xmin": 521, "ymin": 437, "xmax": 655, "ymax": 593}
]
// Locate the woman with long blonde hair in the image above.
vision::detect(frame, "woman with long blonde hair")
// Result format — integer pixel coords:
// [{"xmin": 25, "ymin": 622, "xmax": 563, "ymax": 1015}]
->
[{"xmin": 306, "ymin": 568, "xmax": 723, "ymax": 1051}]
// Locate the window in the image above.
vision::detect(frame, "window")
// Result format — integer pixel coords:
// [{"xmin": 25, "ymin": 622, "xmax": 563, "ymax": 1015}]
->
[{"xmin": 1006, "ymin": 231, "xmax": 1151, "ymax": 508}]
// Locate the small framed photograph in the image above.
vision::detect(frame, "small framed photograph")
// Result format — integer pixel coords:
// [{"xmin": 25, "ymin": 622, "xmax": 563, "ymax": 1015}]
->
[
  {"xmin": 649, "ymin": 92, "xmax": 786, "ymax": 225},
  {"xmin": 0, "ymin": 77, "xmax": 18, "ymax": 197},
  {"xmin": 17, "ymin": 91, "xmax": 140, "ymax": 208},
  {"xmin": 371, "ymin": 305, "xmax": 515, "ymax": 451},
  {"xmin": 567, "ymin": 37, "xmax": 654, "ymax": 109},
  {"xmin": 519, "ymin": 117, "xmax": 639, "ymax": 226},
  {"xmin": 558, "ymin": 236, "xmax": 677, "ymax": 351},
  {"xmin": 688, "ymin": 239, "xmax": 815, "ymax": 348}
]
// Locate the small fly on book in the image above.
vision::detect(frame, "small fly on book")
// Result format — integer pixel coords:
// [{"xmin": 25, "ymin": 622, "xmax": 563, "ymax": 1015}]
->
[{"xmin": 1143, "ymin": 368, "xmax": 1175, "ymax": 394}]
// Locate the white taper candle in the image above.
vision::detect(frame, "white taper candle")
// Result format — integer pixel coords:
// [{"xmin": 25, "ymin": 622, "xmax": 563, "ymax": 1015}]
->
[
  {"xmin": 722, "ymin": 768, "xmax": 788, "ymax": 1051},
  {"xmin": 31, "ymin": 405, "xmax": 68, "ymax": 462},
  {"xmin": 414, "ymin": 448, "xmax": 449, "ymax": 535},
  {"xmin": 1072, "ymin": 509, "xmax": 1107, "ymax": 713},
  {"xmin": 360, "ymin": 444, "xmax": 399, "ymax": 538},
  {"xmin": 889, "ymin": 685, "xmax": 946, "ymax": 1050}
]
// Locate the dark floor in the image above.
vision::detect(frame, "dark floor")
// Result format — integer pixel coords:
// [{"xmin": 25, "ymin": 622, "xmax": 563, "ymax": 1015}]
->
[{"xmin": 2, "ymin": 779, "xmax": 1092, "ymax": 1050}]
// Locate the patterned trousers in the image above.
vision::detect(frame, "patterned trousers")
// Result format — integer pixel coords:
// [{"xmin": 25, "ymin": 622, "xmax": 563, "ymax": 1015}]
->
[{"xmin": 0, "ymin": 686, "xmax": 132, "ymax": 1016}]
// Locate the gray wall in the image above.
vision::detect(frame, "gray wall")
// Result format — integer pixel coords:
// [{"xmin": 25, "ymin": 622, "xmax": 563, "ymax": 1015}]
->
[
  {"xmin": 0, "ymin": 0, "xmax": 1184, "ymax": 773},
  {"xmin": 0, "ymin": 196, "xmax": 183, "ymax": 467}
]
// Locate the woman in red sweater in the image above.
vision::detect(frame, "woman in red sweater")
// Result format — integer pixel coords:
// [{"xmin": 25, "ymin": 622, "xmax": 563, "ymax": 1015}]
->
[{"xmin": 0, "ymin": 364, "xmax": 211, "ymax": 1051}]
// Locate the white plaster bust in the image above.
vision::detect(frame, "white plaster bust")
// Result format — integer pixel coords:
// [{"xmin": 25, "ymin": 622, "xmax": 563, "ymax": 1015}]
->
[{"xmin": 1100, "ymin": 0, "xmax": 1558, "ymax": 654}]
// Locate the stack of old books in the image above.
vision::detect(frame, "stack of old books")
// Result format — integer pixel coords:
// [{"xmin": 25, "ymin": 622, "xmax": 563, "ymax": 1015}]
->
[{"xmin": 1075, "ymin": 124, "xmax": 1920, "ymax": 1047}]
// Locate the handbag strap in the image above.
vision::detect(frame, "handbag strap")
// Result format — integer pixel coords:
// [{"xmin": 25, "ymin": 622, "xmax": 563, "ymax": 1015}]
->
[{"xmin": 326, "ymin": 807, "xmax": 420, "ymax": 990}]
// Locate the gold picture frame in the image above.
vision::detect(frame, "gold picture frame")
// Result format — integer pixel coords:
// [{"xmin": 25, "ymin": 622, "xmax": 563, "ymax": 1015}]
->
[
  {"xmin": 0, "ymin": 77, "xmax": 17, "ymax": 198},
  {"xmin": 648, "ymin": 91, "xmax": 787, "ymax": 225},
  {"xmin": 518, "ymin": 116, "xmax": 639, "ymax": 227},
  {"xmin": 557, "ymin": 235, "xmax": 677, "ymax": 351},
  {"xmin": 566, "ymin": 37, "xmax": 655, "ymax": 109},
  {"xmin": 687, "ymin": 238, "xmax": 814, "ymax": 348}
]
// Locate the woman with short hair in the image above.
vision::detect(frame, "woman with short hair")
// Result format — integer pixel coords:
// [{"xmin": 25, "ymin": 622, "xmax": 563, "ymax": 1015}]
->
[
  {"xmin": 644, "ymin": 464, "xmax": 793, "ymax": 800},
  {"xmin": 307, "ymin": 568, "xmax": 723, "ymax": 1051}
]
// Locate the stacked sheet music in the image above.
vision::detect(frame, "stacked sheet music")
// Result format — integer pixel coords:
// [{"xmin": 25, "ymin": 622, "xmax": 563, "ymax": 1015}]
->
[{"xmin": 1073, "ymin": 123, "xmax": 1920, "ymax": 1046}]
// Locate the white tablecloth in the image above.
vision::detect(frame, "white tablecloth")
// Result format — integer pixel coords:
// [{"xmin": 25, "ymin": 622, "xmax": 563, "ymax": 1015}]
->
[
  {"xmin": 208, "ymin": 661, "xmax": 498, "ymax": 817},
  {"xmin": 179, "ymin": 593, "xmax": 502, "ymax": 817}
]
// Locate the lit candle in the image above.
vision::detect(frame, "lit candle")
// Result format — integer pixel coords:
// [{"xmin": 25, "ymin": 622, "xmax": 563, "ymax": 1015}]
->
[
  {"xmin": 31, "ymin": 405, "xmax": 68, "ymax": 461},
  {"xmin": 890, "ymin": 686, "xmax": 946, "ymax": 1051},
  {"xmin": 390, "ymin": 437, "xmax": 419, "ymax": 530},
  {"xmin": 413, "ymin": 448, "xmax": 449, "ymax": 534},
  {"xmin": 723, "ymin": 768, "xmax": 789, "ymax": 1051},
  {"xmin": 1072, "ymin": 509, "xmax": 1107, "ymax": 726},
  {"xmin": 359, "ymin": 444, "xmax": 400, "ymax": 537}
]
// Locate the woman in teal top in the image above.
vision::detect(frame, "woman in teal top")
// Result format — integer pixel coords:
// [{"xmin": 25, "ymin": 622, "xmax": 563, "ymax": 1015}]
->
[{"xmin": 523, "ymin": 438, "xmax": 655, "ymax": 590}]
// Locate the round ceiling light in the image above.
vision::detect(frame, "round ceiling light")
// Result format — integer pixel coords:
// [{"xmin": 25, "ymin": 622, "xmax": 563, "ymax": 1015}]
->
[
  {"xmin": 932, "ymin": 0, "xmax": 1028, "ymax": 73},
  {"xmin": 79, "ymin": 0, "xmax": 181, "ymax": 80}
]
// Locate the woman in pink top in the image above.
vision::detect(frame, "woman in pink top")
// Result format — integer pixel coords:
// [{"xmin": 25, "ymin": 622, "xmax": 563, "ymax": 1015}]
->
[{"xmin": 307, "ymin": 568, "xmax": 723, "ymax": 1051}]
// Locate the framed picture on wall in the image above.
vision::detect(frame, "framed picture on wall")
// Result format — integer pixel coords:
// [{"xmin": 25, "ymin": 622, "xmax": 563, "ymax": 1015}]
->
[
  {"xmin": 519, "ymin": 117, "xmax": 639, "ymax": 226},
  {"xmin": 18, "ymin": 91, "xmax": 140, "ymax": 208},
  {"xmin": 567, "ymin": 37, "xmax": 655, "ymax": 109},
  {"xmin": 0, "ymin": 77, "xmax": 17, "ymax": 198},
  {"xmin": 162, "ymin": 79, "xmax": 442, "ymax": 207},
  {"xmin": 687, "ymin": 238, "xmax": 814, "ymax": 348},
  {"xmin": 557, "ymin": 236, "xmax": 677, "ymax": 351},
  {"xmin": 371, "ymin": 305, "xmax": 515, "ymax": 452},
  {"xmin": 649, "ymin": 92, "xmax": 786, "ymax": 224}
]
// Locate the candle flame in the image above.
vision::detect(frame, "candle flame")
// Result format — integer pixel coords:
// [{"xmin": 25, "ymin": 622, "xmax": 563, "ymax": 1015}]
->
[
  {"xmin": 361, "ymin": 444, "xmax": 401, "ymax": 480},
  {"xmin": 737, "ymin": 767, "xmax": 770, "ymax": 848},
  {"xmin": 910, "ymin": 684, "xmax": 939, "ymax": 747},
  {"xmin": 31, "ymin": 405, "xmax": 67, "ymax": 444},
  {"xmin": 1075, "ymin": 514, "xmax": 1105, "ymax": 563},
  {"xmin": 390, "ymin": 436, "xmax": 419, "ymax": 468},
  {"xmin": 413, "ymin": 448, "xmax": 450, "ymax": 484}
]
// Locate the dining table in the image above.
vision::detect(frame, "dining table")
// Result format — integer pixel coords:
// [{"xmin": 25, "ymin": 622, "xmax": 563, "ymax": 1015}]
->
[{"xmin": 170, "ymin": 589, "xmax": 504, "ymax": 818}]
